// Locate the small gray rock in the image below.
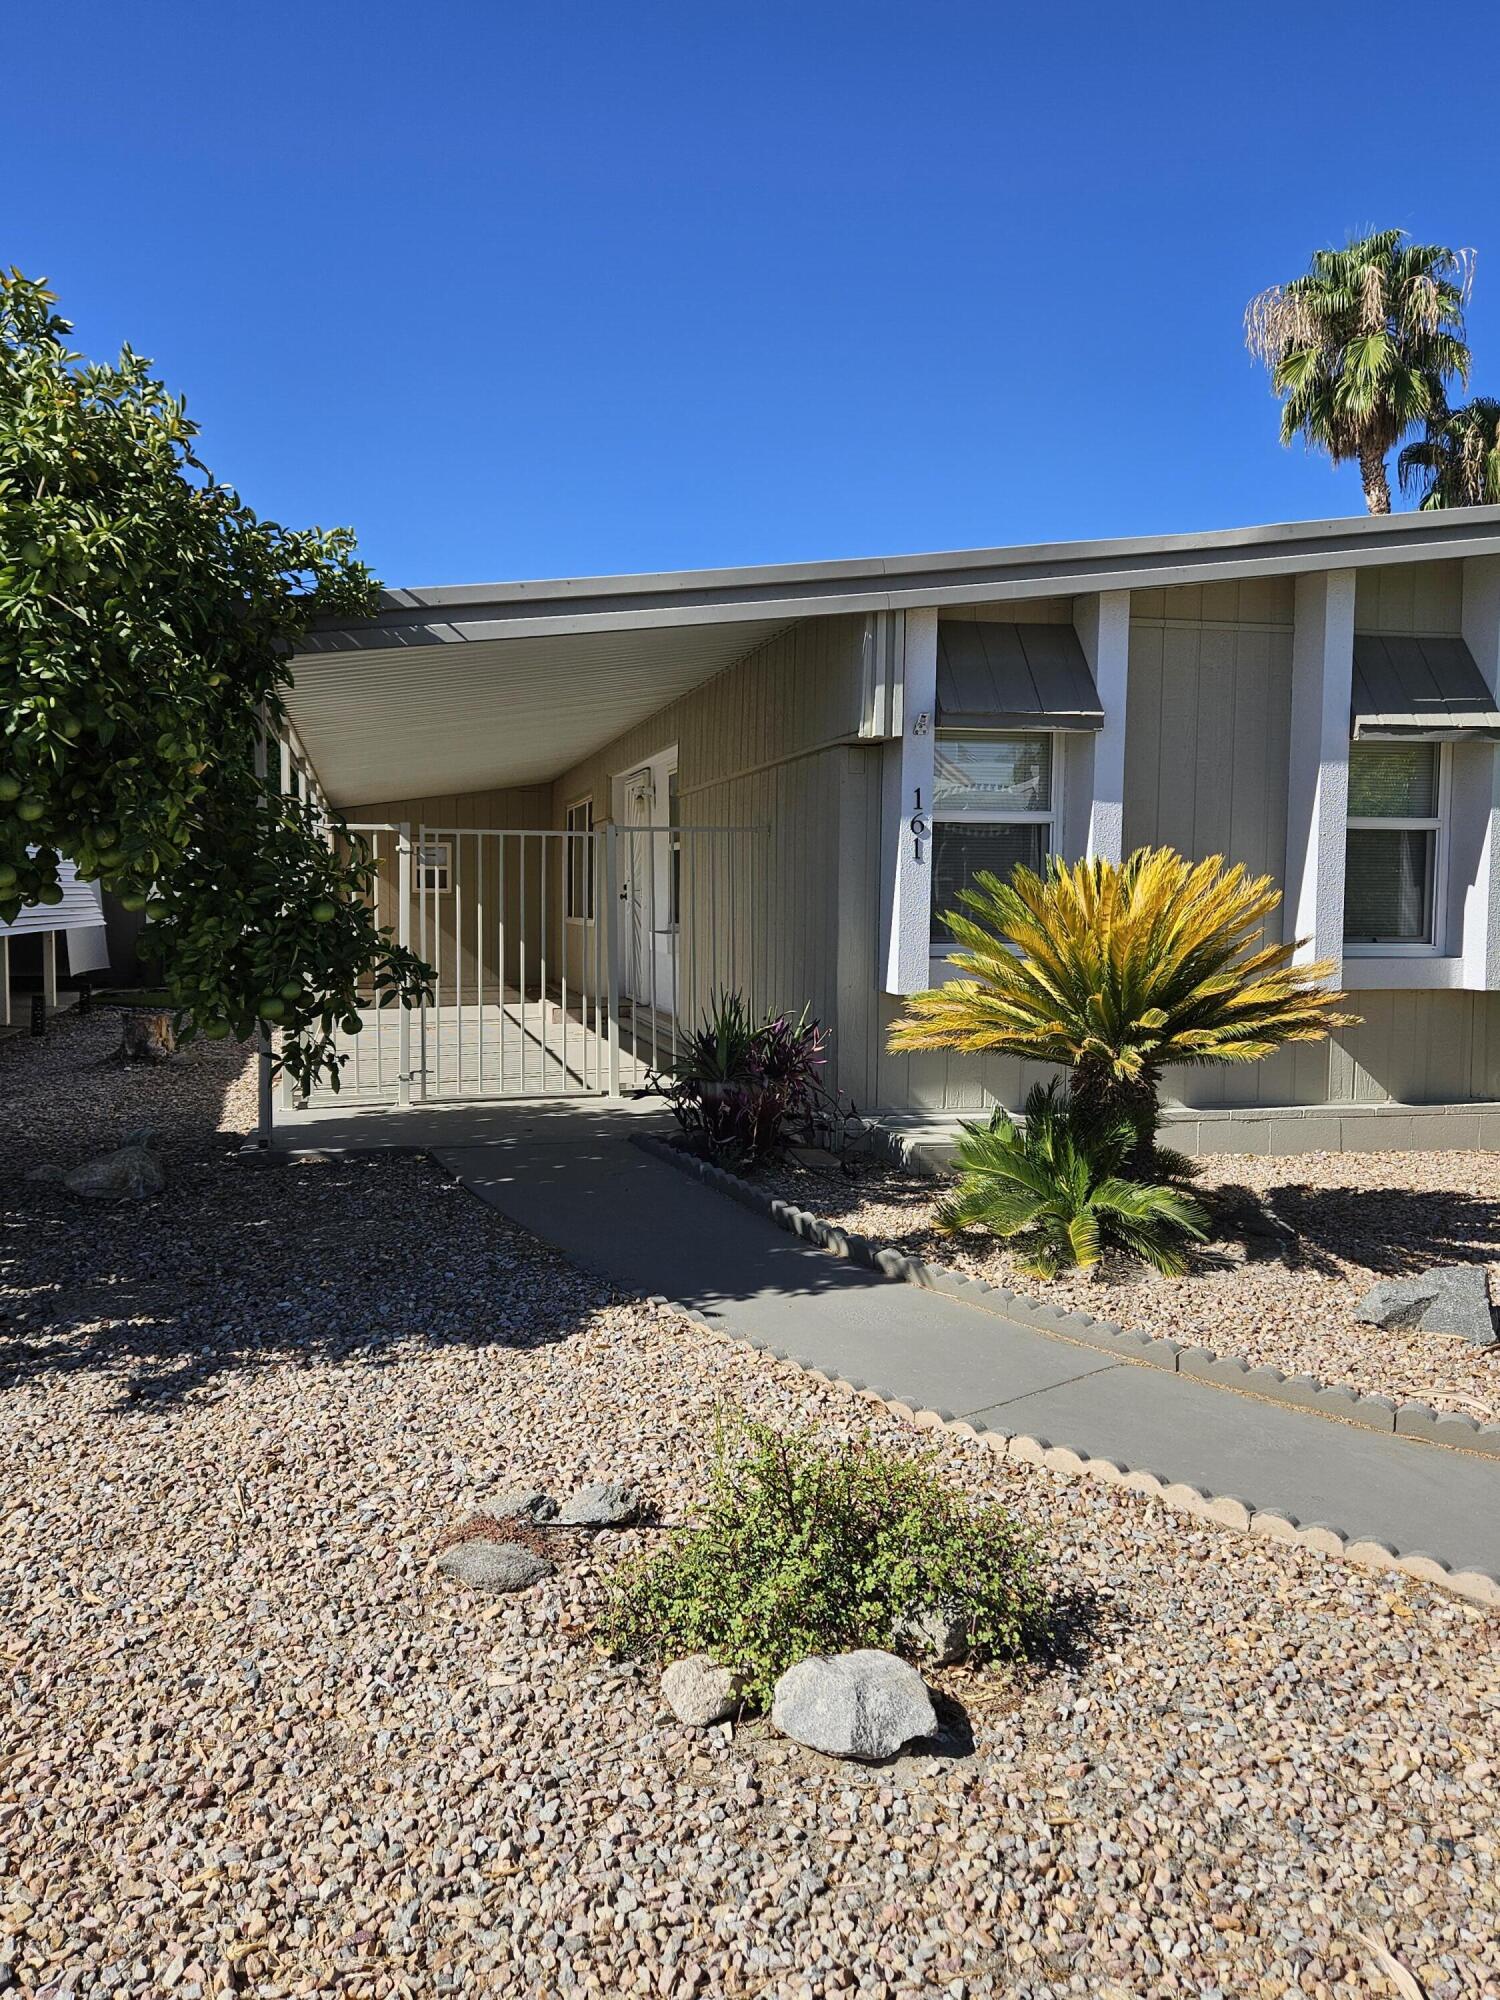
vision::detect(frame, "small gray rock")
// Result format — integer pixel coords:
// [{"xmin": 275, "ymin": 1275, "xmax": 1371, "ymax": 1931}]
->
[
  {"xmin": 23, "ymin": 1163, "xmax": 64, "ymax": 1185},
  {"xmin": 771, "ymin": 1650, "xmax": 936, "ymax": 1761},
  {"xmin": 892, "ymin": 1600, "xmax": 971, "ymax": 1666},
  {"xmin": 556, "ymin": 1480, "xmax": 642, "ymax": 1527},
  {"xmin": 488, "ymin": 1487, "xmax": 559, "ymax": 1524},
  {"xmin": 63, "ymin": 1144, "xmax": 166, "ymax": 1202},
  {"xmin": 436, "ymin": 1539, "xmax": 553, "ymax": 1591},
  {"xmin": 1355, "ymin": 1265, "xmax": 1496, "ymax": 1347},
  {"xmin": 661, "ymin": 1655, "xmax": 749, "ymax": 1727}
]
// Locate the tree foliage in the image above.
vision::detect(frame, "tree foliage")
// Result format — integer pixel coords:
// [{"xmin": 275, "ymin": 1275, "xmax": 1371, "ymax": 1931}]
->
[
  {"xmin": 1245, "ymin": 230, "xmax": 1473, "ymax": 513},
  {"xmin": 1398, "ymin": 396, "xmax": 1500, "ymax": 510},
  {"xmin": 889, "ymin": 848, "xmax": 1355, "ymax": 1167},
  {"xmin": 0, "ymin": 269, "xmax": 429, "ymax": 1090}
]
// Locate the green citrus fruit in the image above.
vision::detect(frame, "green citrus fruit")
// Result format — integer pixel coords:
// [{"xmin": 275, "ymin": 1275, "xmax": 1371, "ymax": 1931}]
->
[
  {"xmin": 257, "ymin": 996, "xmax": 286, "ymax": 1020},
  {"xmin": 341, "ymin": 1015, "xmax": 363, "ymax": 1034},
  {"xmin": 0, "ymin": 864, "xmax": 15, "ymax": 889},
  {"xmin": 201, "ymin": 1019, "xmax": 231, "ymax": 1040},
  {"xmin": 118, "ymin": 890, "xmax": 148, "ymax": 912},
  {"xmin": 0, "ymin": 775, "xmax": 21, "ymax": 802},
  {"xmin": 310, "ymin": 900, "xmax": 337, "ymax": 923},
  {"xmin": 280, "ymin": 981, "xmax": 303, "ymax": 1002},
  {"xmin": 15, "ymin": 800, "xmax": 44, "ymax": 823},
  {"xmin": 36, "ymin": 881, "xmax": 64, "ymax": 905}
]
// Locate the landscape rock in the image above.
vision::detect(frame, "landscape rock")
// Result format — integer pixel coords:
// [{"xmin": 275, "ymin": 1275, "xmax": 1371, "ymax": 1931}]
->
[
  {"xmin": 23, "ymin": 1163, "xmax": 64, "ymax": 1185},
  {"xmin": 488, "ymin": 1486, "xmax": 559, "ymax": 1524},
  {"xmin": 892, "ymin": 1600, "xmax": 971, "ymax": 1665},
  {"xmin": 661, "ymin": 1654, "xmax": 750, "ymax": 1726},
  {"xmin": 62, "ymin": 1143, "xmax": 166, "ymax": 1202},
  {"xmin": 556, "ymin": 1479, "xmax": 642, "ymax": 1526},
  {"xmin": 771, "ymin": 1650, "xmax": 937, "ymax": 1761},
  {"xmin": 436, "ymin": 1539, "xmax": 554, "ymax": 1591},
  {"xmin": 1355, "ymin": 1265, "xmax": 1496, "ymax": 1348}
]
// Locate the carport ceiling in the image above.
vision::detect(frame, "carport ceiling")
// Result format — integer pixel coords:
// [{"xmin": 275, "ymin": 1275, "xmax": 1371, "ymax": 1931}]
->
[{"xmin": 284, "ymin": 617, "xmax": 792, "ymax": 805}]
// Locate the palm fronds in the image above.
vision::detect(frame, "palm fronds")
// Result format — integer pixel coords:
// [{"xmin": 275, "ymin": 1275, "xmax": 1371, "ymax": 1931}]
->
[
  {"xmin": 1398, "ymin": 397, "xmax": 1500, "ymax": 509},
  {"xmin": 936, "ymin": 1083, "xmax": 1208, "ymax": 1279},
  {"xmin": 1245, "ymin": 230, "xmax": 1474, "ymax": 511}
]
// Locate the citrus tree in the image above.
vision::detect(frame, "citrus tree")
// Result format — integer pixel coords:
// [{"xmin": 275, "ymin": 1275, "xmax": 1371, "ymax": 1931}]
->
[
  {"xmin": 0, "ymin": 268, "xmax": 429, "ymax": 1090},
  {"xmin": 890, "ymin": 848, "xmax": 1355, "ymax": 1171}
]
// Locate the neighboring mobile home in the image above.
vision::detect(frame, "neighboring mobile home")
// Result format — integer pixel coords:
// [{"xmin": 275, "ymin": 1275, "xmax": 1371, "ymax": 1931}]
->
[{"xmin": 283, "ymin": 508, "xmax": 1500, "ymax": 1151}]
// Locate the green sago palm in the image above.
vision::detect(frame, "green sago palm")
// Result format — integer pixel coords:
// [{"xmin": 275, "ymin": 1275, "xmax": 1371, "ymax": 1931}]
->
[{"xmin": 936, "ymin": 1082, "xmax": 1208, "ymax": 1280}]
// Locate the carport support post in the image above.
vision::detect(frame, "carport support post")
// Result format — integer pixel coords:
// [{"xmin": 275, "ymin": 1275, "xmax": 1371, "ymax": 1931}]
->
[
  {"xmin": 605, "ymin": 820, "xmax": 621, "ymax": 1096},
  {"xmin": 257, "ymin": 1026, "xmax": 273, "ymax": 1148},
  {"xmin": 42, "ymin": 931, "xmax": 58, "ymax": 1012},
  {"xmin": 0, "ymin": 937, "xmax": 9, "ymax": 1027},
  {"xmin": 397, "ymin": 824, "xmax": 413, "ymax": 1108}
]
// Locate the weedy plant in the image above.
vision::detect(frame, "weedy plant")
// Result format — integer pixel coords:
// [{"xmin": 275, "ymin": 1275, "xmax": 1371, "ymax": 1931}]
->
[
  {"xmin": 937, "ymin": 1081, "xmax": 1210, "ymax": 1279},
  {"xmin": 603, "ymin": 1414, "xmax": 1047, "ymax": 1706}
]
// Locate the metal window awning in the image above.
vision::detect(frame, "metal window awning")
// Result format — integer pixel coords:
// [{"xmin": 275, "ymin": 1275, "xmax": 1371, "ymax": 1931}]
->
[
  {"xmin": 935, "ymin": 621, "xmax": 1103, "ymax": 731},
  {"xmin": 1351, "ymin": 634, "xmax": 1500, "ymax": 740}
]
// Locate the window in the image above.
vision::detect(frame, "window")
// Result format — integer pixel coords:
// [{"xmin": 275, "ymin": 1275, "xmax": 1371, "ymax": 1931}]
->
[
  {"xmin": 1344, "ymin": 743, "xmax": 1445, "ymax": 948},
  {"xmin": 417, "ymin": 840, "xmax": 451, "ymax": 894},
  {"xmin": 565, "ymin": 798, "xmax": 594, "ymax": 922},
  {"xmin": 931, "ymin": 731, "xmax": 1056, "ymax": 948}
]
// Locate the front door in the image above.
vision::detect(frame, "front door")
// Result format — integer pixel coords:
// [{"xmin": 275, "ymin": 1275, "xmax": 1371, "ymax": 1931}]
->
[{"xmin": 619, "ymin": 759, "xmax": 677, "ymax": 1024}]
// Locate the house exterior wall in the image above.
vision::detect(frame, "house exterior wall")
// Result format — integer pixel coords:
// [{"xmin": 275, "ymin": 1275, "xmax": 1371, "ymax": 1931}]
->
[{"xmin": 341, "ymin": 555, "xmax": 1500, "ymax": 1145}]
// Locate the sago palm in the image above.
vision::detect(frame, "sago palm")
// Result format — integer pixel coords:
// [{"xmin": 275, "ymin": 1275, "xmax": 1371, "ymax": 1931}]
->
[
  {"xmin": 1245, "ymin": 229, "xmax": 1473, "ymax": 513},
  {"xmin": 1398, "ymin": 397, "xmax": 1500, "ymax": 509},
  {"xmin": 936, "ymin": 1083, "xmax": 1209, "ymax": 1280},
  {"xmin": 889, "ymin": 848, "xmax": 1355, "ymax": 1171}
]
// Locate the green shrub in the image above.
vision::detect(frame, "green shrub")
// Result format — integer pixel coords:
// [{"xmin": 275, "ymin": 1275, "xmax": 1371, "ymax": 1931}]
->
[
  {"xmin": 603, "ymin": 1415, "xmax": 1046, "ymax": 1705},
  {"xmin": 936, "ymin": 1081, "xmax": 1209, "ymax": 1279}
]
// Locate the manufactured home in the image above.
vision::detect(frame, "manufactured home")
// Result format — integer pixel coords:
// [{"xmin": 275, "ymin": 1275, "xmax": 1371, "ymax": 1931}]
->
[{"xmin": 282, "ymin": 508, "xmax": 1500, "ymax": 1152}]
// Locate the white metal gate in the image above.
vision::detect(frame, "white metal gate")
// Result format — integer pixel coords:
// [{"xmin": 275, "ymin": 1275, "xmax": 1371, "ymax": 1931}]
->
[{"xmin": 298, "ymin": 819, "xmax": 766, "ymax": 1107}]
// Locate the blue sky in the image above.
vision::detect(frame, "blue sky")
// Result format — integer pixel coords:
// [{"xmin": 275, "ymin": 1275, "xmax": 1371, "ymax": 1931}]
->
[{"xmin": 11, "ymin": 2, "xmax": 1500, "ymax": 586}]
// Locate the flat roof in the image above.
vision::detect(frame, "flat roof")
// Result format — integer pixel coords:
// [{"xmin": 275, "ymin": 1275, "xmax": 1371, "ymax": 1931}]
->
[{"xmin": 299, "ymin": 506, "xmax": 1500, "ymax": 653}]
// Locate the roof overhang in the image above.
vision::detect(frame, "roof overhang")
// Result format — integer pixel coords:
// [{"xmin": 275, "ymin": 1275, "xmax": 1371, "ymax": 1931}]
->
[{"xmin": 286, "ymin": 508, "xmax": 1500, "ymax": 806}]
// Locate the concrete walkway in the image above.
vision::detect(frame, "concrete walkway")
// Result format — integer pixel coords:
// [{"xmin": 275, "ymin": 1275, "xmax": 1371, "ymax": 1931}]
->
[{"xmin": 274, "ymin": 1097, "xmax": 1500, "ymax": 1583}]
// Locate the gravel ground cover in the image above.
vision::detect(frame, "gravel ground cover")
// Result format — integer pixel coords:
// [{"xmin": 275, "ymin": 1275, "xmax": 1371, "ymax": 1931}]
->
[
  {"xmin": 753, "ymin": 1148, "xmax": 1500, "ymax": 1423},
  {"xmin": 0, "ymin": 1014, "xmax": 1497, "ymax": 1998}
]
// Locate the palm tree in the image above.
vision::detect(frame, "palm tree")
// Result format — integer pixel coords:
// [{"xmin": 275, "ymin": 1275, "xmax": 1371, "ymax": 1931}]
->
[
  {"xmin": 888, "ymin": 848, "xmax": 1356, "ymax": 1172},
  {"xmin": 1245, "ymin": 230, "xmax": 1474, "ymax": 513},
  {"xmin": 1398, "ymin": 398, "xmax": 1500, "ymax": 509}
]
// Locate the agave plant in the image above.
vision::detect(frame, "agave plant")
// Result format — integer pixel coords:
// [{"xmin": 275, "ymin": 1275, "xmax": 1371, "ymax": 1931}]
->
[
  {"xmin": 936, "ymin": 1083, "xmax": 1209, "ymax": 1279},
  {"xmin": 890, "ymin": 848, "xmax": 1355, "ymax": 1174}
]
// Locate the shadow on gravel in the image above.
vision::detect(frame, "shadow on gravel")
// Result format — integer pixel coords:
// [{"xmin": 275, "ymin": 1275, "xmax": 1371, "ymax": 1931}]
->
[
  {"xmin": 1255, "ymin": 1182, "xmax": 1500, "ymax": 1279},
  {"xmin": 0, "ymin": 1151, "xmax": 603, "ymax": 1411}
]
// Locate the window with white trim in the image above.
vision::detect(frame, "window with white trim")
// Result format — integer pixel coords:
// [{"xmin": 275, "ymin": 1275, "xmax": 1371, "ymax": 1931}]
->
[
  {"xmin": 565, "ymin": 798, "xmax": 594, "ymax": 922},
  {"xmin": 931, "ymin": 731, "xmax": 1057, "ymax": 948},
  {"xmin": 1344, "ymin": 743, "xmax": 1446, "ymax": 949},
  {"xmin": 417, "ymin": 840, "xmax": 451, "ymax": 894}
]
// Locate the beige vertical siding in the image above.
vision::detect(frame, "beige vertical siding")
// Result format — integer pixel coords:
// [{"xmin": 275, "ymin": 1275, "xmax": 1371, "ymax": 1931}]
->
[
  {"xmin": 1354, "ymin": 560, "xmax": 1464, "ymax": 634},
  {"xmin": 1328, "ymin": 992, "xmax": 1500, "ymax": 1103}
]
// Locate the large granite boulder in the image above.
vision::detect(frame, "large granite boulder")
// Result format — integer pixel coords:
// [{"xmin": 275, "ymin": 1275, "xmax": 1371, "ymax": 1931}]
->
[
  {"xmin": 771, "ymin": 1650, "xmax": 936, "ymax": 1761},
  {"xmin": 63, "ymin": 1144, "xmax": 166, "ymax": 1202},
  {"xmin": 1355, "ymin": 1266, "xmax": 1496, "ymax": 1348}
]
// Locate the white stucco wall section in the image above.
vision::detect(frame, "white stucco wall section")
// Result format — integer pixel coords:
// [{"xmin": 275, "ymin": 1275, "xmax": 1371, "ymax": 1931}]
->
[
  {"xmin": 880, "ymin": 608, "xmax": 938, "ymax": 994},
  {"xmin": 1284, "ymin": 569, "xmax": 1355, "ymax": 972},
  {"xmin": 1457, "ymin": 554, "xmax": 1500, "ymax": 989}
]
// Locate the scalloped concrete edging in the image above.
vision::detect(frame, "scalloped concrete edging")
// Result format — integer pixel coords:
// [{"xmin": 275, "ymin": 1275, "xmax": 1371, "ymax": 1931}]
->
[
  {"xmin": 636, "ymin": 1134, "xmax": 1500, "ymax": 1463},
  {"xmin": 649, "ymin": 1297, "xmax": 1500, "ymax": 1613}
]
